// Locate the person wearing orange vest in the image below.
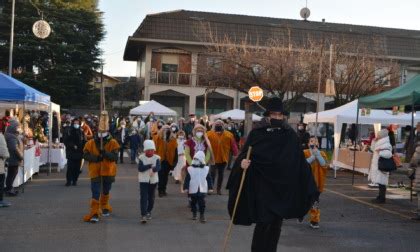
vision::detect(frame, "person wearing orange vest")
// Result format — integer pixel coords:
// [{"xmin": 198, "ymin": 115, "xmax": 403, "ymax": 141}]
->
[
  {"xmin": 207, "ymin": 120, "xmax": 238, "ymax": 195},
  {"xmin": 154, "ymin": 125, "xmax": 178, "ymax": 197},
  {"xmin": 82, "ymin": 131, "xmax": 120, "ymax": 223},
  {"xmin": 303, "ymin": 136, "xmax": 328, "ymax": 229}
]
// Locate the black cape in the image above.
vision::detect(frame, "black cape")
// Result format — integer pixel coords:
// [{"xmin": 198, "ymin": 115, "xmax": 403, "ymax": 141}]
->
[{"xmin": 226, "ymin": 119, "xmax": 319, "ymax": 225}]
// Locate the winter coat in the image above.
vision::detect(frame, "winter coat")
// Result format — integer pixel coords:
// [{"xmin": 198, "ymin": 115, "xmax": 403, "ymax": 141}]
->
[
  {"xmin": 304, "ymin": 149, "xmax": 328, "ymax": 193},
  {"xmin": 409, "ymin": 146, "xmax": 420, "ymax": 192},
  {"xmin": 64, "ymin": 127, "xmax": 85, "ymax": 160},
  {"xmin": 138, "ymin": 154, "xmax": 161, "ymax": 184},
  {"xmin": 368, "ymin": 137, "xmax": 392, "ymax": 186},
  {"xmin": 226, "ymin": 118, "xmax": 319, "ymax": 225},
  {"xmin": 155, "ymin": 126, "xmax": 178, "ymax": 166},
  {"xmin": 0, "ymin": 133, "xmax": 10, "ymax": 174},
  {"xmin": 129, "ymin": 133, "xmax": 141, "ymax": 150},
  {"xmin": 5, "ymin": 124, "xmax": 24, "ymax": 167},
  {"xmin": 207, "ymin": 130, "xmax": 238, "ymax": 164}
]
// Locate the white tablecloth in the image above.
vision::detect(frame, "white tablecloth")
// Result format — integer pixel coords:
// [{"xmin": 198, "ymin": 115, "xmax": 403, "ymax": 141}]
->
[
  {"xmin": 40, "ymin": 147, "xmax": 67, "ymax": 171},
  {"xmin": 10, "ymin": 146, "xmax": 40, "ymax": 187}
]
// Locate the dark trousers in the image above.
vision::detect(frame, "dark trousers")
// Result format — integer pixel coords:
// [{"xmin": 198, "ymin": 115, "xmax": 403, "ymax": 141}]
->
[
  {"xmin": 190, "ymin": 193, "xmax": 206, "ymax": 214},
  {"xmin": 66, "ymin": 159, "xmax": 82, "ymax": 184},
  {"xmin": 210, "ymin": 163, "xmax": 227, "ymax": 191},
  {"xmin": 158, "ymin": 161, "xmax": 171, "ymax": 193},
  {"xmin": 119, "ymin": 146, "xmax": 125, "ymax": 163},
  {"xmin": 91, "ymin": 180, "xmax": 113, "ymax": 200},
  {"xmin": 5, "ymin": 165, "xmax": 19, "ymax": 191},
  {"xmin": 378, "ymin": 184, "xmax": 387, "ymax": 200},
  {"xmin": 0, "ymin": 174, "xmax": 5, "ymax": 201},
  {"xmin": 130, "ymin": 147, "xmax": 138, "ymax": 161},
  {"xmin": 140, "ymin": 183, "xmax": 157, "ymax": 216},
  {"xmin": 251, "ymin": 219, "xmax": 283, "ymax": 252}
]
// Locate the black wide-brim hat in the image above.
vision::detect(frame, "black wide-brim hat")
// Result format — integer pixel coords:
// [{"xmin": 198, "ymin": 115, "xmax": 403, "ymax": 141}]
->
[{"xmin": 263, "ymin": 97, "xmax": 285, "ymax": 116}]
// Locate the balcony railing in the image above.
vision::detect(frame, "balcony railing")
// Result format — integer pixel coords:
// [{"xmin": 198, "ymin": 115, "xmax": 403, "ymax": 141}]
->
[
  {"xmin": 149, "ymin": 71, "xmax": 193, "ymax": 86},
  {"xmin": 149, "ymin": 71, "xmax": 233, "ymax": 88}
]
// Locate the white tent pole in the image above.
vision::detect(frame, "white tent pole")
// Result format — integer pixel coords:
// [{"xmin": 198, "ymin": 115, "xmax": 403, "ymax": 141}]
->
[{"xmin": 48, "ymin": 103, "xmax": 52, "ymax": 175}]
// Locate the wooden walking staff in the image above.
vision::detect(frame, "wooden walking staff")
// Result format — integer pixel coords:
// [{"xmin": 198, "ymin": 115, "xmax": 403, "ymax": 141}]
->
[{"xmin": 223, "ymin": 146, "xmax": 252, "ymax": 252}]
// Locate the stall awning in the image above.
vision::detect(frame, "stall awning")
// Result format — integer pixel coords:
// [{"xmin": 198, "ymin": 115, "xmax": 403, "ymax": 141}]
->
[
  {"xmin": 129, "ymin": 100, "xmax": 177, "ymax": 116},
  {"xmin": 359, "ymin": 75, "xmax": 420, "ymax": 108},
  {"xmin": 0, "ymin": 73, "xmax": 50, "ymax": 105}
]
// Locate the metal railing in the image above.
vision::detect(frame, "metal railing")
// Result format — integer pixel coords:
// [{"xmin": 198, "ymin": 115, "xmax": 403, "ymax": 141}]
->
[{"xmin": 149, "ymin": 71, "xmax": 193, "ymax": 86}]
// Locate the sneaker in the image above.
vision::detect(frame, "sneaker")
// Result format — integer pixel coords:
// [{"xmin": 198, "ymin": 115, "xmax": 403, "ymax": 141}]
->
[
  {"xmin": 65, "ymin": 182, "xmax": 71, "ymax": 187},
  {"xmin": 310, "ymin": 222, "xmax": 319, "ymax": 229},
  {"xmin": 192, "ymin": 213, "xmax": 198, "ymax": 220},
  {"xmin": 158, "ymin": 192, "xmax": 164, "ymax": 198},
  {"xmin": 146, "ymin": 213, "xmax": 152, "ymax": 220},
  {"xmin": 199, "ymin": 214, "xmax": 206, "ymax": 223},
  {"xmin": 90, "ymin": 214, "xmax": 99, "ymax": 223},
  {"xmin": 102, "ymin": 209, "xmax": 110, "ymax": 217},
  {"xmin": 368, "ymin": 183, "xmax": 379, "ymax": 188},
  {"xmin": 141, "ymin": 216, "xmax": 147, "ymax": 224},
  {"xmin": 0, "ymin": 201, "xmax": 11, "ymax": 207}
]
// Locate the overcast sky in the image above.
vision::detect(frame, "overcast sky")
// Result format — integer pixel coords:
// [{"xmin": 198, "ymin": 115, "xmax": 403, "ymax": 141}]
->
[{"xmin": 98, "ymin": 0, "xmax": 420, "ymax": 77}]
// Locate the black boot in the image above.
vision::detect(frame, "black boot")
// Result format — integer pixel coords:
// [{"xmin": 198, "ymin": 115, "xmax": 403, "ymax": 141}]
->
[{"xmin": 372, "ymin": 184, "xmax": 386, "ymax": 204}]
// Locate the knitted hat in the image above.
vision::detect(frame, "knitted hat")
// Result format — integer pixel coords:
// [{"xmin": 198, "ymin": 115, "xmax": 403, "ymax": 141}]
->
[
  {"xmin": 377, "ymin": 129, "xmax": 389, "ymax": 139},
  {"xmin": 143, "ymin": 140, "xmax": 156, "ymax": 151},
  {"xmin": 263, "ymin": 97, "xmax": 285, "ymax": 116},
  {"xmin": 193, "ymin": 151, "xmax": 206, "ymax": 165}
]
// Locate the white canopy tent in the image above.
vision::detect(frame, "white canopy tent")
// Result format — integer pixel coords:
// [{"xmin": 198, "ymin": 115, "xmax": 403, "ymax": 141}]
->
[
  {"xmin": 304, "ymin": 99, "xmax": 420, "ymax": 172},
  {"xmin": 129, "ymin": 100, "xmax": 177, "ymax": 117},
  {"xmin": 213, "ymin": 109, "xmax": 263, "ymax": 122}
]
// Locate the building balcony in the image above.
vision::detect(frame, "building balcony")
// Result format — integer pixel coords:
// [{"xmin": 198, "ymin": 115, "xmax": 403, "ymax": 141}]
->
[{"xmin": 149, "ymin": 71, "xmax": 194, "ymax": 86}]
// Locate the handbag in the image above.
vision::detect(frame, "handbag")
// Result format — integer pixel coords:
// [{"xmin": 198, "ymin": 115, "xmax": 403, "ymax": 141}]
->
[
  {"xmin": 378, "ymin": 157, "xmax": 397, "ymax": 172},
  {"xmin": 392, "ymin": 154, "xmax": 402, "ymax": 168}
]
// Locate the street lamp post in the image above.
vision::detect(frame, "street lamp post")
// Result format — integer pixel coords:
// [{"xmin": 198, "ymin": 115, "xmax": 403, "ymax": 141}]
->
[
  {"xmin": 8, "ymin": 0, "xmax": 16, "ymax": 76},
  {"xmin": 204, "ymin": 87, "xmax": 216, "ymax": 117}
]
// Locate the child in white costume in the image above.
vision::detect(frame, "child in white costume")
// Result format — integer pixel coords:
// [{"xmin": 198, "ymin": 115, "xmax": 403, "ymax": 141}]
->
[{"xmin": 183, "ymin": 151, "xmax": 213, "ymax": 223}]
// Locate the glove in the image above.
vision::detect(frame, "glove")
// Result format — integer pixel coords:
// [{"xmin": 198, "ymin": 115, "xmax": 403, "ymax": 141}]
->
[{"xmin": 101, "ymin": 150, "xmax": 118, "ymax": 162}]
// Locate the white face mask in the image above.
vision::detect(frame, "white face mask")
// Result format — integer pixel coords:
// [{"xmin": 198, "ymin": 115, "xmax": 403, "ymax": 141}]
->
[
  {"xmin": 73, "ymin": 124, "xmax": 80, "ymax": 129},
  {"xmin": 171, "ymin": 127, "xmax": 177, "ymax": 132},
  {"xmin": 195, "ymin": 132, "xmax": 204, "ymax": 139},
  {"xmin": 227, "ymin": 126, "xmax": 232, "ymax": 130},
  {"xmin": 121, "ymin": 125, "xmax": 126, "ymax": 128},
  {"xmin": 98, "ymin": 132, "xmax": 109, "ymax": 138}
]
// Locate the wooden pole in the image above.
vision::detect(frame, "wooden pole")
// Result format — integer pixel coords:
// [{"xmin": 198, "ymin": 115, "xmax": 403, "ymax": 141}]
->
[{"xmin": 223, "ymin": 146, "xmax": 252, "ymax": 252}]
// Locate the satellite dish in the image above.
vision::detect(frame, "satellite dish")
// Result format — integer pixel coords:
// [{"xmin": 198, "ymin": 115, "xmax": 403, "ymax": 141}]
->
[{"xmin": 300, "ymin": 7, "xmax": 311, "ymax": 20}]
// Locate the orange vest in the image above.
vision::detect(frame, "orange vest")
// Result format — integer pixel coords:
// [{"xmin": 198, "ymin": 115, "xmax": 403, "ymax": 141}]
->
[
  {"xmin": 304, "ymin": 149, "xmax": 328, "ymax": 192},
  {"xmin": 83, "ymin": 138, "xmax": 120, "ymax": 178},
  {"xmin": 207, "ymin": 130, "xmax": 233, "ymax": 164},
  {"xmin": 155, "ymin": 136, "xmax": 178, "ymax": 166}
]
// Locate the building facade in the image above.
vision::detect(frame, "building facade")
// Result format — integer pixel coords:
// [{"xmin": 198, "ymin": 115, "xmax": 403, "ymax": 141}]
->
[{"xmin": 124, "ymin": 10, "xmax": 420, "ymax": 118}]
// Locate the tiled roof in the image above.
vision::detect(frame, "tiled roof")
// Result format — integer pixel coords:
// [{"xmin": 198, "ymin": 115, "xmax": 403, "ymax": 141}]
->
[{"xmin": 124, "ymin": 10, "xmax": 420, "ymax": 61}]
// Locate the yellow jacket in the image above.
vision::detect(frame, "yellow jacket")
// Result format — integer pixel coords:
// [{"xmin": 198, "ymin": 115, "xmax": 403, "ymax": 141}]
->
[
  {"xmin": 304, "ymin": 149, "xmax": 328, "ymax": 192},
  {"xmin": 83, "ymin": 138, "xmax": 120, "ymax": 178},
  {"xmin": 207, "ymin": 130, "xmax": 235, "ymax": 164}
]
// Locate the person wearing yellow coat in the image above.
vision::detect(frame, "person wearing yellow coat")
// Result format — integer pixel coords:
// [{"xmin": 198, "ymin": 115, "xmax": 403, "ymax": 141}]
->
[
  {"xmin": 304, "ymin": 136, "xmax": 328, "ymax": 229},
  {"xmin": 154, "ymin": 125, "xmax": 178, "ymax": 197},
  {"xmin": 82, "ymin": 131, "xmax": 120, "ymax": 223}
]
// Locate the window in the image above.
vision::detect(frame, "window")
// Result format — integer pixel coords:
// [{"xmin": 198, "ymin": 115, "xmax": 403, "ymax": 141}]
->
[
  {"xmin": 162, "ymin": 64, "xmax": 178, "ymax": 72},
  {"xmin": 335, "ymin": 64, "xmax": 348, "ymax": 82},
  {"xmin": 374, "ymin": 67, "xmax": 391, "ymax": 86},
  {"xmin": 207, "ymin": 57, "xmax": 222, "ymax": 69}
]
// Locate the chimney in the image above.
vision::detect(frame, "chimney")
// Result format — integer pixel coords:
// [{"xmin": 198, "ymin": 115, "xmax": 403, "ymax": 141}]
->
[{"xmin": 322, "ymin": 18, "xmax": 326, "ymax": 23}]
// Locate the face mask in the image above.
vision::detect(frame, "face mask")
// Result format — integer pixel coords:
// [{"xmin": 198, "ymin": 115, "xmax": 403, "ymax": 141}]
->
[
  {"xmin": 270, "ymin": 118, "xmax": 283, "ymax": 127},
  {"xmin": 171, "ymin": 127, "xmax": 177, "ymax": 132},
  {"xmin": 98, "ymin": 132, "xmax": 109, "ymax": 138},
  {"xmin": 145, "ymin": 150, "xmax": 155, "ymax": 158},
  {"xmin": 158, "ymin": 124, "xmax": 163, "ymax": 129},
  {"xmin": 227, "ymin": 126, "xmax": 232, "ymax": 130},
  {"xmin": 73, "ymin": 124, "xmax": 80, "ymax": 129},
  {"xmin": 309, "ymin": 144, "xmax": 315, "ymax": 149},
  {"xmin": 190, "ymin": 118, "xmax": 195, "ymax": 123},
  {"xmin": 178, "ymin": 136, "xmax": 184, "ymax": 140},
  {"xmin": 16, "ymin": 128, "xmax": 23, "ymax": 134},
  {"xmin": 215, "ymin": 125, "xmax": 223, "ymax": 132},
  {"xmin": 298, "ymin": 126, "xmax": 304, "ymax": 130},
  {"xmin": 196, "ymin": 132, "xmax": 204, "ymax": 139}
]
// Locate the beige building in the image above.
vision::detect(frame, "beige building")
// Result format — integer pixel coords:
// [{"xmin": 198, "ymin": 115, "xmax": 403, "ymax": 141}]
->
[{"xmin": 124, "ymin": 10, "xmax": 420, "ymax": 118}]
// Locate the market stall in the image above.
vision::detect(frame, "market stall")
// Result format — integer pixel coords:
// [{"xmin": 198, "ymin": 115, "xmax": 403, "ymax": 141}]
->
[
  {"xmin": 40, "ymin": 143, "xmax": 67, "ymax": 171},
  {"xmin": 304, "ymin": 99, "xmax": 419, "ymax": 175},
  {"xmin": 129, "ymin": 100, "xmax": 177, "ymax": 117},
  {"xmin": 0, "ymin": 72, "xmax": 51, "ymax": 186},
  {"xmin": 213, "ymin": 109, "xmax": 262, "ymax": 122}
]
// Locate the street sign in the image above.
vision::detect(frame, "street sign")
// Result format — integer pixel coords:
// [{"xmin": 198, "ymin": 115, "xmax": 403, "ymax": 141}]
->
[{"xmin": 248, "ymin": 86, "xmax": 263, "ymax": 102}]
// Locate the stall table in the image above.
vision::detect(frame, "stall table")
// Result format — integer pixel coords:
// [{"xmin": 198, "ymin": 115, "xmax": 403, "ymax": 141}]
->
[
  {"xmin": 40, "ymin": 146, "xmax": 67, "ymax": 171},
  {"xmin": 333, "ymin": 148, "xmax": 372, "ymax": 175},
  {"xmin": 10, "ymin": 146, "xmax": 40, "ymax": 187}
]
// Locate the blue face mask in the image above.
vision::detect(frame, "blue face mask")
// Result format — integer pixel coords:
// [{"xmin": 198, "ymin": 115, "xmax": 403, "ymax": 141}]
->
[{"xmin": 73, "ymin": 124, "xmax": 80, "ymax": 129}]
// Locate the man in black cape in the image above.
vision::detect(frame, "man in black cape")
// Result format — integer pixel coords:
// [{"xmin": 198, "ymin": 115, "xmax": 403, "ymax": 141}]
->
[{"xmin": 226, "ymin": 97, "xmax": 319, "ymax": 252}]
